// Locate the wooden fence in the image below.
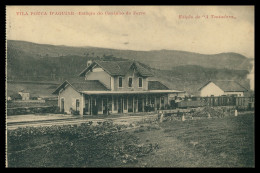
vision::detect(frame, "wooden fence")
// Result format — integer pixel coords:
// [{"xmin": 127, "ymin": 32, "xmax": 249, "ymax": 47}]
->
[{"xmin": 177, "ymin": 96, "xmax": 254, "ymax": 109}]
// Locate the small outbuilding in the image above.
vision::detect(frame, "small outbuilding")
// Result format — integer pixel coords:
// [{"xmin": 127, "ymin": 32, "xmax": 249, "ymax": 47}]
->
[
  {"xmin": 198, "ymin": 80, "xmax": 248, "ymax": 97},
  {"xmin": 18, "ymin": 90, "xmax": 30, "ymax": 100},
  {"xmin": 7, "ymin": 96, "xmax": 12, "ymax": 101}
]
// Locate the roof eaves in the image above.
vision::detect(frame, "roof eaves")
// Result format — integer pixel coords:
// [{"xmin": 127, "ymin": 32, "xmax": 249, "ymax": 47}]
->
[
  {"xmin": 198, "ymin": 80, "xmax": 212, "ymax": 91},
  {"xmin": 224, "ymin": 90, "xmax": 247, "ymax": 92},
  {"xmin": 79, "ymin": 66, "xmax": 90, "ymax": 77},
  {"xmin": 52, "ymin": 81, "xmax": 67, "ymax": 95},
  {"xmin": 75, "ymin": 81, "xmax": 110, "ymax": 92},
  {"xmin": 93, "ymin": 61, "xmax": 114, "ymax": 76},
  {"xmin": 52, "ymin": 80, "xmax": 80, "ymax": 95},
  {"xmin": 78, "ymin": 62, "xmax": 97, "ymax": 77},
  {"xmin": 148, "ymin": 81, "xmax": 170, "ymax": 90},
  {"xmin": 235, "ymin": 82, "xmax": 248, "ymax": 92},
  {"xmin": 215, "ymin": 81, "xmax": 248, "ymax": 92},
  {"xmin": 95, "ymin": 80, "xmax": 110, "ymax": 91}
]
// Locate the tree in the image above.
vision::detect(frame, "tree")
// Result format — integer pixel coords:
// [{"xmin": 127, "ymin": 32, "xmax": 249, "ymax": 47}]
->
[{"xmin": 10, "ymin": 93, "xmax": 22, "ymax": 100}]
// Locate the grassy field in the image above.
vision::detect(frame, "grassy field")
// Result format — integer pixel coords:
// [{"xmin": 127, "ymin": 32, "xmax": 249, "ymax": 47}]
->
[
  {"xmin": 7, "ymin": 113, "xmax": 254, "ymax": 167},
  {"xmin": 131, "ymin": 113, "xmax": 254, "ymax": 167}
]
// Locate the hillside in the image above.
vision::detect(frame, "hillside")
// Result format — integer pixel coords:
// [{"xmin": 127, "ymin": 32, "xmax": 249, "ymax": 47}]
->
[
  {"xmin": 6, "ymin": 40, "xmax": 252, "ymax": 95},
  {"xmin": 7, "ymin": 40, "xmax": 252, "ymax": 71}
]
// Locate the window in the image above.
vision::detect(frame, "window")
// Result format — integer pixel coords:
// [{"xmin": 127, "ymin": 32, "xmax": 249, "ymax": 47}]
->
[
  {"xmin": 138, "ymin": 77, "xmax": 143, "ymax": 88},
  {"xmin": 128, "ymin": 97, "xmax": 133, "ymax": 112},
  {"xmin": 119, "ymin": 77, "xmax": 123, "ymax": 88},
  {"xmin": 128, "ymin": 77, "xmax": 133, "ymax": 87}
]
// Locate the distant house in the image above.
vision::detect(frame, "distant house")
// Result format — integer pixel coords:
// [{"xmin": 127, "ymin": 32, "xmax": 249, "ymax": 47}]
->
[
  {"xmin": 198, "ymin": 80, "xmax": 248, "ymax": 97},
  {"xmin": 7, "ymin": 96, "xmax": 12, "ymax": 101},
  {"xmin": 18, "ymin": 90, "xmax": 30, "ymax": 100},
  {"xmin": 37, "ymin": 97, "xmax": 43, "ymax": 100},
  {"xmin": 53, "ymin": 60, "xmax": 185, "ymax": 115}
]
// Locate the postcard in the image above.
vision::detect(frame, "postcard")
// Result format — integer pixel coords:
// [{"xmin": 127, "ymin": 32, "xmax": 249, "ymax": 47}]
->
[{"xmin": 6, "ymin": 5, "xmax": 254, "ymax": 168}]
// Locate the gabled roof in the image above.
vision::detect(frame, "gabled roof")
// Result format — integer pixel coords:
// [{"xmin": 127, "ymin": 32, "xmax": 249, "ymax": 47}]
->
[
  {"xmin": 198, "ymin": 80, "xmax": 248, "ymax": 92},
  {"xmin": 19, "ymin": 89, "xmax": 30, "ymax": 93},
  {"xmin": 134, "ymin": 61, "xmax": 154, "ymax": 77},
  {"xmin": 148, "ymin": 81, "xmax": 170, "ymax": 90},
  {"xmin": 52, "ymin": 77, "xmax": 110, "ymax": 95},
  {"xmin": 79, "ymin": 60, "xmax": 153, "ymax": 77}
]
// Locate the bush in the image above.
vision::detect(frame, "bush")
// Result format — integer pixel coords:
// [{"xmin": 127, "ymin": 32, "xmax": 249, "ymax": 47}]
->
[
  {"xmin": 70, "ymin": 108, "xmax": 80, "ymax": 115},
  {"xmin": 51, "ymin": 106, "xmax": 60, "ymax": 114},
  {"xmin": 83, "ymin": 108, "xmax": 89, "ymax": 115},
  {"xmin": 164, "ymin": 104, "xmax": 171, "ymax": 110},
  {"xmin": 177, "ymin": 110, "xmax": 183, "ymax": 117},
  {"xmin": 7, "ymin": 118, "xmax": 160, "ymax": 167}
]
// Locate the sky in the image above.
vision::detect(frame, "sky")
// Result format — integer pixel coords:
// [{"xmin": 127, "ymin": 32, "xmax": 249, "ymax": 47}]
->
[{"xmin": 6, "ymin": 6, "xmax": 254, "ymax": 58}]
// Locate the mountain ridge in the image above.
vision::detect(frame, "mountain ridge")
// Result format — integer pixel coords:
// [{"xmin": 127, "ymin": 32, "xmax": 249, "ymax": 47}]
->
[
  {"xmin": 7, "ymin": 40, "xmax": 253, "ymax": 57},
  {"xmin": 7, "ymin": 40, "xmax": 252, "ymax": 71},
  {"xmin": 6, "ymin": 40, "xmax": 252, "ymax": 95}
]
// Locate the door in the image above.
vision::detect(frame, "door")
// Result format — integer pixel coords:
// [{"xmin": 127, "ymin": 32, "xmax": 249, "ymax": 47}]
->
[
  {"xmin": 118, "ymin": 97, "xmax": 123, "ymax": 113},
  {"xmin": 61, "ymin": 98, "xmax": 64, "ymax": 113},
  {"xmin": 76, "ymin": 99, "xmax": 80, "ymax": 112},
  {"xmin": 138, "ymin": 97, "xmax": 143, "ymax": 112},
  {"xmin": 134, "ymin": 98, "xmax": 138, "ymax": 112},
  {"xmin": 103, "ymin": 98, "xmax": 108, "ymax": 114},
  {"xmin": 128, "ymin": 97, "xmax": 133, "ymax": 112},
  {"xmin": 85, "ymin": 99, "xmax": 89, "ymax": 115},
  {"xmin": 123, "ymin": 97, "xmax": 128, "ymax": 113}
]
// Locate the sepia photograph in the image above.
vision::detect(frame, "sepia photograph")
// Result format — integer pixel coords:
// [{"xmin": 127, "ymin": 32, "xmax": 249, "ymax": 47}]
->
[{"xmin": 5, "ymin": 5, "xmax": 254, "ymax": 167}]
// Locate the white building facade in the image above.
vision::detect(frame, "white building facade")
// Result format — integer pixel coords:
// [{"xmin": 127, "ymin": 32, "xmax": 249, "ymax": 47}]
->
[{"xmin": 199, "ymin": 81, "xmax": 247, "ymax": 97}]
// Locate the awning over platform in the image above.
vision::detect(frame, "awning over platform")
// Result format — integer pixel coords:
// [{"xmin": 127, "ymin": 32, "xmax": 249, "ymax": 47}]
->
[{"xmin": 80, "ymin": 90, "xmax": 185, "ymax": 95}]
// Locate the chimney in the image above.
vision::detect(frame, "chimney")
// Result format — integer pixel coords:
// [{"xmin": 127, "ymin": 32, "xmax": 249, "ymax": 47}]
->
[{"xmin": 87, "ymin": 60, "xmax": 93, "ymax": 67}]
